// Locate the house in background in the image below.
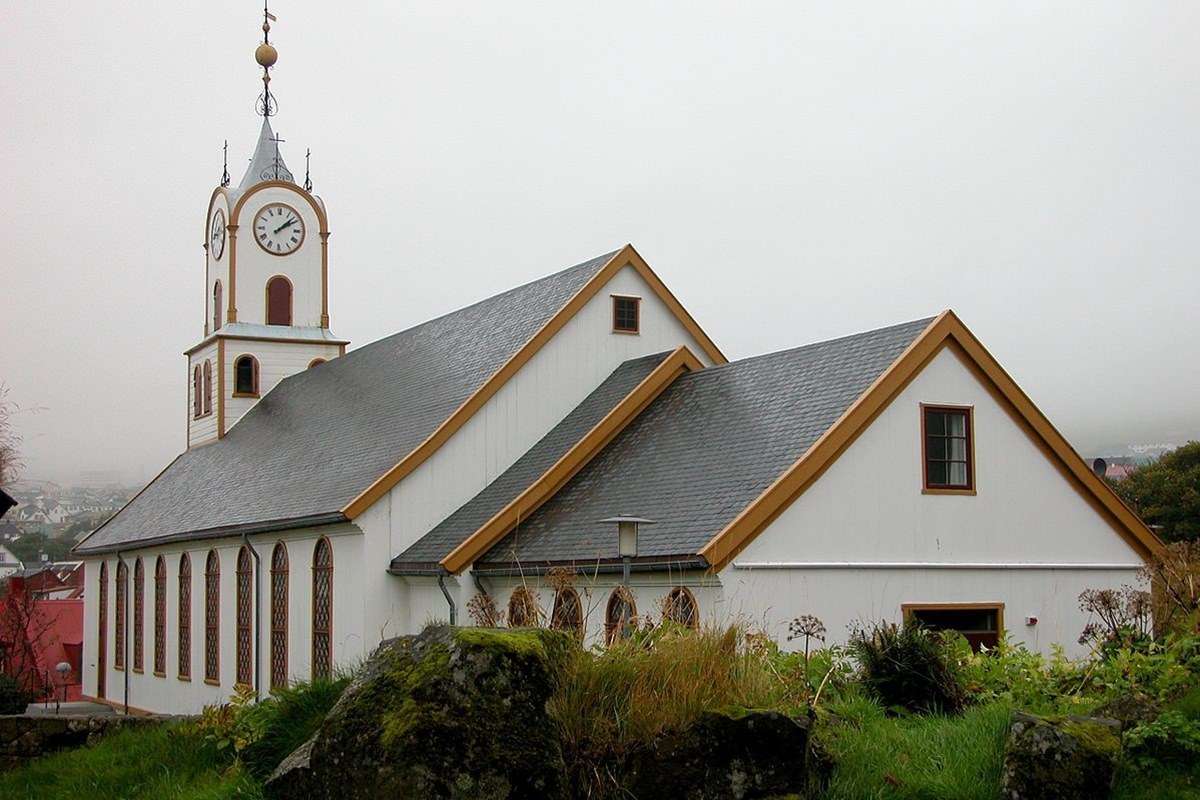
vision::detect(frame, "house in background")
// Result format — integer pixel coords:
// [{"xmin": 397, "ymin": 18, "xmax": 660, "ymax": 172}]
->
[
  {"xmin": 72, "ymin": 11, "xmax": 1161, "ymax": 715},
  {"xmin": 0, "ymin": 544, "xmax": 22, "ymax": 581}
]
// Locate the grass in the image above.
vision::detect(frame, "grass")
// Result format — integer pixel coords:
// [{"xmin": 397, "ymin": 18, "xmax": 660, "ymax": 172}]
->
[
  {"xmin": 817, "ymin": 694, "xmax": 1011, "ymax": 800},
  {"xmin": 240, "ymin": 676, "xmax": 348, "ymax": 780},
  {"xmin": 0, "ymin": 723, "xmax": 261, "ymax": 800}
]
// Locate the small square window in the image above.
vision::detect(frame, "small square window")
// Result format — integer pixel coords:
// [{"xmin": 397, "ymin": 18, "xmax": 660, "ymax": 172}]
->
[
  {"xmin": 922, "ymin": 405, "xmax": 973, "ymax": 491},
  {"xmin": 612, "ymin": 296, "xmax": 640, "ymax": 334}
]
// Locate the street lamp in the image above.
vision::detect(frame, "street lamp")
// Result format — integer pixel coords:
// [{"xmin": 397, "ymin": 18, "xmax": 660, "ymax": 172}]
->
[
  {"xmin": 599, "ymin": 516, "xmax": 655, "ymax": 585},
  {"xmin": 54, "ymin": 661, "xmax": 71, "ymax": 714}
]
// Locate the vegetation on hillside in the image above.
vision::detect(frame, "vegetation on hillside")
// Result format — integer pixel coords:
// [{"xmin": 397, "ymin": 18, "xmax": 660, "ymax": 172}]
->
[{"xmin": 1112, "ymin": 441, "xmax": 1200, "ymax": 543}]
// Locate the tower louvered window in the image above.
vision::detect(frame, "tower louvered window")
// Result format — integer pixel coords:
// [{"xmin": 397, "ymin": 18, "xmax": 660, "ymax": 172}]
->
[
  {"xmin": 205, "ymin": 550, "xmax": 220, "ymax": 682},
  {"xmin": 311, "ymin": 538, "xmax": 332, "ymax": 680},
  {"xmin": 213, "ymin": 281, "xmax": 222, "ymax": 332},
  {"xmin": 133, "ymin": 558, "xmax": 144, "ymax": 671},
  {"xmin": 154, "ymin": 557, "xmax": 167, "ymax": 674},
  {"xmin": 270, "ymin": 542, "xmax": 289, "ymax": 689},
  {"xmin": 97, "ymin": 562, "xmax": 108, "ymax": 698},
  {"xmin": 178, "ymin": 554, "xmax": 191, "ymax": 679},
  {"xmin": 115, "ymin": 561, "xmax": 127, "ymax": 669},
  {"xmin": 192, "ymin": 366, "xmax": 202, "ymax": 418},
  {"xmin": 236, "ymin": 546, "xmax": 253, "ymax": 687},
  {"xmin": 202, "ymin": 361, "xmax": 213, "ymax": 416}
]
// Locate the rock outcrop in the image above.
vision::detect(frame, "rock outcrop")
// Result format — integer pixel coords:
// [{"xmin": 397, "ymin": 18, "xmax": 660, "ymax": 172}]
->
[
  {"xmin": 623, "ymin": 710, "xmax": 810, "ymax": 800},
  {"xmin": 1000, "ymin": 711, "xmax": 1121, "ymax": 800},
  {"xmin": 265, "ymin": 625, "xmax": 572, "ymax": 800}
]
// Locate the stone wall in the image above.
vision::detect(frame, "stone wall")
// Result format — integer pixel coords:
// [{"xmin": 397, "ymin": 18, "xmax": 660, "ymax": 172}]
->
[{"xmin": 0, "ymin": 714, "xmax": 172, "ymax": 771}]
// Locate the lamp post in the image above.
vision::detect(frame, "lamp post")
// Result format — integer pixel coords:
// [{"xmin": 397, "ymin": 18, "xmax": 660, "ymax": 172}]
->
[
  {"xmin": 54, "ymin": 662, "xmax": 71, "ymax": 714},
  {"xmin": 599, "ymin": 516, "xmax": 655, "ymax": 586}
]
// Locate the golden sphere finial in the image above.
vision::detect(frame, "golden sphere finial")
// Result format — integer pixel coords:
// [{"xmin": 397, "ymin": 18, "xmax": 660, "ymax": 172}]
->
[{"xmin": 255, "ymin": 43, "xmax": 278, "ymax": 68}]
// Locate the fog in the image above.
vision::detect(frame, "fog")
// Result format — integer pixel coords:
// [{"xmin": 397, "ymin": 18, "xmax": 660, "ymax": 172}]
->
[{"xmin": 1, "ymin": 1, "xmax": 1196, "ymax": 487}]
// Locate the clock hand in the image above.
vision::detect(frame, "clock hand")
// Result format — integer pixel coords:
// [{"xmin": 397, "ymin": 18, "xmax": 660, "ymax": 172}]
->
[{"xmin": 274, "ymin": 217, "xmax": 298, "ymax": 234}]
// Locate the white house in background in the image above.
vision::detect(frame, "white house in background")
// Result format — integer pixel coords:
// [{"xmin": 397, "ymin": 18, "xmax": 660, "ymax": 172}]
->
[
  {"xmin": 73, "ymin": 11, "xmax": 1161, "ymax": 715},
  {"xmin": 0, "ymin": 545, "xmax": 23, "ymax": 580}
]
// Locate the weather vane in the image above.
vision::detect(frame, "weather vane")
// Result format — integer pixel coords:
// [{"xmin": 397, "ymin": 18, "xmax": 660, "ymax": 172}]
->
[
  {"xmin": 304, "ymin": 148, "xmax": 313, "ymax": 192},
  {"xmin": 255, "ymin": 1, "xmax": 279, "ymax": 117},
  {"xmin": 220, "ymin": 140, "xmax": 230, "ymax": 187}
]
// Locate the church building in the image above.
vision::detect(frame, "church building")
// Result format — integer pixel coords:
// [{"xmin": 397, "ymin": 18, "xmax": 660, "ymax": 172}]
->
[{"xmin": 74, "ymin": 11, "xmax": 1161, "ymax": 715}]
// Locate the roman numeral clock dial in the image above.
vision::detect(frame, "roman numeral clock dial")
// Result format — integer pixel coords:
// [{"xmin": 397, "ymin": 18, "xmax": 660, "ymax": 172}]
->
[{"xmin": 253, "ymin": 203, "xmax": 306, "ymax": 255}]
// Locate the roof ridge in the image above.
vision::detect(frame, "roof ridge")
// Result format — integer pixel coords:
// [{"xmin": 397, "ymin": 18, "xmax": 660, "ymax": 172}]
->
[
  {"xmin": 350, "ymin": 249, "xmax": 621, "ymax": 356},
  {"xmin": 693, "ymin": 315, "xmax": 937, "ymax": 377}
]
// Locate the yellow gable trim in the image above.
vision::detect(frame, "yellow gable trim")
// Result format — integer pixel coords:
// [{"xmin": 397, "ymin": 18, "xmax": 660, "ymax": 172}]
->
[
  {"xmin": 697, "ymin": 310, "xmax": 1163, "ymax": 571},
  {"xmin": 342, "ymin": 246, "xmax": 725, "ymax": 520}
]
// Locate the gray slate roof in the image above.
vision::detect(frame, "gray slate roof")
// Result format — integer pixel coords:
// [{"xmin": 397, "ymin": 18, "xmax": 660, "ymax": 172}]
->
[
  {"xmin": 239, "ymin": 117, "xmax": 294, "ymax": 189},
  {"xmin": 76, "ymin": 250, "xmax": 618, "ymax": 554},
  {"xmin": 390, "ymin": 351, "xmax": 672, "ymax": 572},
  {"xmin": 477, "ymin": 316, "xmax": 934, "ymax": 567}
]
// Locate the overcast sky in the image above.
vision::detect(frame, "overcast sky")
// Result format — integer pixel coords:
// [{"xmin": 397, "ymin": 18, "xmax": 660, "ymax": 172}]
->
[{"xmin": 2, "ymin": 1, "xmax": 1197, "ymax": 487}]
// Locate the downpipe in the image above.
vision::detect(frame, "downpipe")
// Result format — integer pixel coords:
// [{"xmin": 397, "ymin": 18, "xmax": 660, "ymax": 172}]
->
[{"xmin": 437, "ymin": 573, "xmax": 457, "ymax": 626}]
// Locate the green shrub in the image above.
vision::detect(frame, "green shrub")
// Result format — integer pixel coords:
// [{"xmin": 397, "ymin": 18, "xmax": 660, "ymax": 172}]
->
[
  {"xmin": 240, "ymin": 676, "xmax": 350, "ymax": 779},
  {"xmin": 0, "ymin": 673, "xmax": 32, "ymax": 714},
  {"xmin": 848, "ymin": 622, "xmax": 966, "ymax": 714}
]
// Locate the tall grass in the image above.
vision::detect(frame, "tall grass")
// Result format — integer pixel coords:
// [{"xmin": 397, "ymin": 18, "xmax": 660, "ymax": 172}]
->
[
  {"xmin": 548, "ymin": 624, "xmax": 783, "ymax": 795},
  {"xmin": 240, "ymin": 676, "xmax": 349, "ymax": 779},
  {"xmin": 0, "ymin": 723, "xmax": 260, "ymax": 800},
  {"xmin": 818, "ymin": 693, "xmax": 1011, "ymax": 800}
]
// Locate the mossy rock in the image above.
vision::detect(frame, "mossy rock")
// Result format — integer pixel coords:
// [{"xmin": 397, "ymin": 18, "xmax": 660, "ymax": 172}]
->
[
  {"xmin": 623, "ymin": 710, "xmax": 810, "ymax": 799},
  {"xmin": 265, "ymin": 625, "xmax": 572, "ymax": 800},
  {"xmin": 1001, "ymin": 711, "xmax": 1121, "ymax": 800}
]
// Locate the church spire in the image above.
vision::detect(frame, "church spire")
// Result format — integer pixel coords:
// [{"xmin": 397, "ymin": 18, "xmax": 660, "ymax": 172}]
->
[{"xmin": 238, "ymin": 2, "xmax": 294, "ymax": 189}]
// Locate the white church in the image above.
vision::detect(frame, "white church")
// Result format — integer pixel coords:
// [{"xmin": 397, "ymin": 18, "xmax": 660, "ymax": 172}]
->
[{"xmin": 75, "ymin": 12, "xmax": 1161, "ymax": 716}]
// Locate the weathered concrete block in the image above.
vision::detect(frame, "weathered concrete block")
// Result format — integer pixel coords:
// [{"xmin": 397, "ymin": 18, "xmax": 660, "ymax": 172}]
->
[
  {"xmin": 623, "ymin": 710, "xmax": 810, "ymax": 800},
  {"xmin": 1001, "ymin": 711, "xmax": 1121, "ymax": 800}
]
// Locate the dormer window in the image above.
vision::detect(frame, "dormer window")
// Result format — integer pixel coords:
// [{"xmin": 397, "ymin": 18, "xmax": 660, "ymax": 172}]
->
[
  {"xmin": 234, "ymin": 355, "xmax": 260, "ymax": 397},
  {"xmin": 922, "ymin": 405, "xmax": 974, "ymax": 493},
  {"xmin": 202, "ymin": 361, "xmax": 213, "ymax": 416},
  {"xmin": 266, "ymin": 276, "xmax": 293, "ymax": 326},
  {"xmin": 612, "ymin": 295, "xmax": 640, "ymax": 334},
  {"xmin": 192, "ymin": 366, "xmax": 203, "ymax": 419}
]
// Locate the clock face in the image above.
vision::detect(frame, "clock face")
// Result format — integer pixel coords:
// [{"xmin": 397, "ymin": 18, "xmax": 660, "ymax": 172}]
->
[
  {"xmin": 253, "ymin": 203, "xmax": 306, "ymax": 256},
  {"xmin": 209, "ymin": 209, "xmax": 226, "ymax": 260}
]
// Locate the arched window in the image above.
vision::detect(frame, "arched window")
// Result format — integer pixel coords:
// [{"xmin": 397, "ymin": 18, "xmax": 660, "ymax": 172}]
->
[
  {"xmin": 205, "ymin": 550, "xmax": 220, "ymax": 683},
  {"xmin": 551, "ymin": 588, "xmax": 583, "ymax": 636},
  {"xmin": 236, "ymin": 546, "xmax": 253, "ymax": 687},
  {"xmin": 97, "ymin": 562, "xmax": 108, "ymax": 698},
  {"xmin": 311, "ymin": 538, "xmax": 332, "ymax": 680},
  {"xmin": 507, "ymin": 587, "xmax": 539, "ymax": 627},
  {"xmin": 662, "ymin": 587, "xmax": 699, "ymax": 629},
  {"xmin": 213, "ymin": 281, "xmax": 223, "ymax": 332},
  {"xmin": 605, "ymin": 587, "xmax": 637, "ymax": 645},
  {"xmin": 115, "ymin": 561, "xmax": 127, "ymax": 669},
  {"xmin": 192, "ymin": 365, "xmax": 202, "ymax": 419},
  {"xmin": 178, "ymin": 553, "xmax": 191, "ymax": 680},
  {"xmin": 154, "ymin": 557, "xmax": 167, "ymax": 675},
  {"xmin": 234, "ymin": 355, "xmax": 259, "ymax": 396},
  {"xmin": 307, "ymin": 358, "xmax": 326, "ymax": 369},
  {"xmin": 266, "ymin": 276, "xmax": 293, "ymax": 326},
  {"xmin": 270, "ymin": 542, "xmax": 289, "ymax": 689},
  {"xmin": 202, "ymin": 361, "xmax": 212, "ymax": 416},
  {"xmin": 133, "ymin": 557, "xmax": 144, "ymax": 671}
]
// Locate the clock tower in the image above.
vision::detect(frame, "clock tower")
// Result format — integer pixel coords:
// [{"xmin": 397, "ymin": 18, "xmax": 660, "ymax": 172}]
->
[{"xmin": 186, "ymin": 5, "xmax": 348, "ymax": 449}]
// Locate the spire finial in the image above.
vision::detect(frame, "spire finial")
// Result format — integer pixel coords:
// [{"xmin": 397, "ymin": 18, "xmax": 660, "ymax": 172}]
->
[
  {"xmin": 254, "ymin": 1, "xmax": 279, "ymax": 117},
  {"xmin": 304, "ymin": 148, "xmax": 313, "ymax": 192},
  {"xmin": 221, "ymin": 140, "xmax": 231, "ymax": 187}
]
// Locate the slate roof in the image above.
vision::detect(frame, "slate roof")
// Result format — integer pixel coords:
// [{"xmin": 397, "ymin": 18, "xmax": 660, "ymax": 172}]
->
[
  {"xmin": 476, "ymin": 316, "xmax": 934, "ymax": 568},
  {"xmin": 390, "ymin": 351, "xmax": 672, "ymax": 573},
  {"xmin": 76, "ymin": 250, "xmax": 619, "ymax": 554}
]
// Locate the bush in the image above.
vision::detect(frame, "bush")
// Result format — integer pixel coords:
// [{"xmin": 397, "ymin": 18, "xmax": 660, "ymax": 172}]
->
[
  {"xmin": 0, "ymin": 673, "xmax": 32, "ymax": 714},
  {"xmin": 848, "ymin": 621, "xmax": 966, "ymax": 714}
]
